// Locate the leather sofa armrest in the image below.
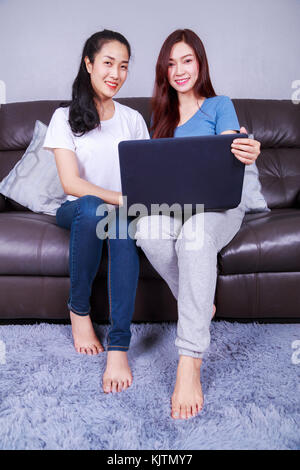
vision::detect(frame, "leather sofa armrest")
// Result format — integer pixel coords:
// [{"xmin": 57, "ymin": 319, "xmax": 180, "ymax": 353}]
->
[{"xmin": 0, "ymin": 194, "xmax": 6, "ymax": 212}]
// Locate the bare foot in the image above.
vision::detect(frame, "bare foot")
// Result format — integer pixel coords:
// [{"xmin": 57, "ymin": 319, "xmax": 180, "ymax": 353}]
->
[
  {"xmin": 171, "ymin": 355, "xmax": 204, "ymax": 420},
  {"xmin": 70, "ymin": 311, "xmax": 104, "ymax": 355},
  {"xmin": 102, "ymin": 351, "xmax": 133, "ymax": 393}
]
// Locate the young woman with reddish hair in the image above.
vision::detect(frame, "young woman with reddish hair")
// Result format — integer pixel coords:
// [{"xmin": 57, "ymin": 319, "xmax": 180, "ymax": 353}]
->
[{"xmin": 135, "ymin": 29, "xmax": 263, "ymax": 420}]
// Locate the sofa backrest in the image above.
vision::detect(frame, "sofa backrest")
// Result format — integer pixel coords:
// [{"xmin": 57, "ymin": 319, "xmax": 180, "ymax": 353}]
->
[
  {"xmin": 233, "ymin": 99, "xmax": 300, "ymax": 209},
  {"xmin": 0, "ymin": 98, "xmax": 299, "ymax": 210}
]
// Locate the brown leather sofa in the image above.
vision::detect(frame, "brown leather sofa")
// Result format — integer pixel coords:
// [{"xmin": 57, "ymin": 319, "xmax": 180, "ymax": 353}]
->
[{"xmin": 0, "ymin": 98, "xmax": 299, "ymax": 322}]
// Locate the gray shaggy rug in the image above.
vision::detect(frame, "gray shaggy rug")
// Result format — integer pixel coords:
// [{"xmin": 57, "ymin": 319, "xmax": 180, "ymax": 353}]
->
[{"xmin": 0, "ymin": 321, "xmax": 299, "ymax": 450}]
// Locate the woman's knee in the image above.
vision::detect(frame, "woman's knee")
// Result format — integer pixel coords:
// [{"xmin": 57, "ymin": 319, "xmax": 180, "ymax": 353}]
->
[
  {"xmin": 77, "ymin": 195, "xmax": 108, "ymax": 220},
  {"xmin": 176, "ymin": 214, "xmax": 217, "ymax": 253},
  {"xmin": 135, "ymin": 214, "xmax": 179, "ymax": 242}
]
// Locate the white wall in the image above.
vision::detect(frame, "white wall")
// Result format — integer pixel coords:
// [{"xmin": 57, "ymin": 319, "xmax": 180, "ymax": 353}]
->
[{"xmin": 0, "ymin": 0, "xmax": 299, "ymax": 103}]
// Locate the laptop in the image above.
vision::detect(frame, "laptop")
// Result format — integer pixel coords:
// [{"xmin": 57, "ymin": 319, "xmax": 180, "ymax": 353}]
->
[{"xmin": 118, "ymin": 133, "xmax": 247, "ymax": 215}]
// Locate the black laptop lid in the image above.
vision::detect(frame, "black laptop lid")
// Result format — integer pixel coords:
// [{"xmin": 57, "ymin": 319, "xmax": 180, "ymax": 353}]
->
[{"xmin": 118, "ymin": 133, "xmax": 247, "ymax": 213}]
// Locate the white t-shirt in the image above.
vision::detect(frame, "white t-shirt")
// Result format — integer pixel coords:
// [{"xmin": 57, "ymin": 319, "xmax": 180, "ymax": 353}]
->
[{"xmin": 43, "ymin": 100, "xmax": 150, "ymax": 208}]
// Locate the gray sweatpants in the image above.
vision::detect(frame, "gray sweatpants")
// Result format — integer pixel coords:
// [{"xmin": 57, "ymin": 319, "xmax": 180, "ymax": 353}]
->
[{"xmin": 135, "ymin": 206, "xmax": 245, "ymax": 359}]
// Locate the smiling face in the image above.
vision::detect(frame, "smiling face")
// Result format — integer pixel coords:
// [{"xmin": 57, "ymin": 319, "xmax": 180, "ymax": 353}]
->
[
  {"xmin": 84, "ymin": 40, "xmax": 129, "ymax": 101},
  {"xmin": 167, "ymin": 41, "xmax": 200, "ymax": 96}
]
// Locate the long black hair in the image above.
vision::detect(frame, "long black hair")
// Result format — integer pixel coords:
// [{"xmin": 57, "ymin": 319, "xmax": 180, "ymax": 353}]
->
[{"xmin": 61, "ymin": 30, "xmax": 131, "ymax": 136}]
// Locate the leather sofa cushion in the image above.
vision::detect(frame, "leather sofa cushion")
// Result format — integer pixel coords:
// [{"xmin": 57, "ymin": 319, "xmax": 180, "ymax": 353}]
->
[
  {"xmin": 232, "ymin": 99, "xmax": 300, "ymax": 148},
  {"xmin": 256, "ymin": 148, "xmax": 300, "ymax": 209},
  {"xmin": 0, "ymin": 211, "xmax": 161, "ymax": 279},
  {"xmin": 1, "ymin": 208, "xmax": 299, "ymax": 279},
  {"xmin": 219, "ymin": 208, "xmax": 300, "ymax": 274},
  {"xmin": 0, "ymin": 212, "xmax": 67, "ymax": 276}
]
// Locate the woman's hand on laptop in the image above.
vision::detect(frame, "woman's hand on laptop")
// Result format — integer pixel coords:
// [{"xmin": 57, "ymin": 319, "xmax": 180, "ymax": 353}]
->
[{"xmin": 231, "ymin": 126, "xmax": 261, "ymax": 165}]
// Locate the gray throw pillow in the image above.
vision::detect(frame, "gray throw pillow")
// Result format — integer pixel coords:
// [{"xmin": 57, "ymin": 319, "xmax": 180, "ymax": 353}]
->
[
  {"xmin": 0, "ymin": 120, "xmax": 67, "ymax": 216},
  {"xmin": 240, "ymin": 162, "xmax": 270, "ymax": 213}
]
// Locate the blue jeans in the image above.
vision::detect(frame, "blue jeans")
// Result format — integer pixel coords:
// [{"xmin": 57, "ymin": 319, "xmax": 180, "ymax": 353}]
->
[{"xmin": 56, "ymin": 195, "xmax": 140, "ymax": 351}]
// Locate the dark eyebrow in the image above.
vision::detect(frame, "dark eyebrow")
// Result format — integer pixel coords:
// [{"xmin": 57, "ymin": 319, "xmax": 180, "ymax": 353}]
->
[
  {"xmin": 169, "ymin": 54, "xmax": 194, "ymax": 61},
  {"xmin": 104, "ymin": 55, "xmax": 129, "ymax": 63}
]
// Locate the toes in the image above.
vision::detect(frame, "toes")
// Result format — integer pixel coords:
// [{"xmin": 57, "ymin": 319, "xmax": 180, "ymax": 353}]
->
[
  {"xmin": 172, "ymin": 402, "xmax": 196, "ymax": 420},
  {"xmin": 96, "ymin": 343, "xmax": 104, "ymax": 353},
  {"xmin": 122, "ymin": 379, "xmax": 132, "ymax": 391},
  {"xmin": 122, "ymin": 380, "xmax": 130, "ymax": 391},
  {"xmin": 112, "ymin": 380, "xmax": 118, "ymax": 393},
  {"xmin": 171, "ymin": 401, "xmax": 180, "ymax": 419},
  {"xmin": 75, "ymin": 344, "xmax": 104, "ymax": 355},
  {"xmin": 117, "ymin": 381, "xmax": 123, "ymax": 392},
  {"xmin": 103, "ymin": 380, "xmax": 112, "ymax": 393},
  {"xmin": 186, "ymin": 406, "xmax": 193, "ymax": 419},
  {"xmin": 192, "ymin": 404, "xmax": 198, "ymax": 417},
  {"xmin": 180, "ymin": 406, "xmax": 187, "ymax": 420},
  {"xmin": 102, "ymin": 375, "xmax": 132, "ymax": 394},
  {"xmin": 196, "ymin": 400, "xmax": 204, "ymax": 413}
]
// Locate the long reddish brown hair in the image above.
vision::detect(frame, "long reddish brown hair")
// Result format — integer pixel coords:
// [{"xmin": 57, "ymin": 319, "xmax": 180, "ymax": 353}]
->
[{"xmin": 151, "ymin": 29, "xmax": 216, "ymax": 139}]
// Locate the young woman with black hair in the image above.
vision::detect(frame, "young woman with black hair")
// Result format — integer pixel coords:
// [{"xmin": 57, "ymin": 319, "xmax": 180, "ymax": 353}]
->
[
  {"xmin": 135, "ymin": 29, "xmax": 262, "ymax": 420},
  {"xmin": 44, "ymin": 30, "xmax": 149, "ymax": 394}
]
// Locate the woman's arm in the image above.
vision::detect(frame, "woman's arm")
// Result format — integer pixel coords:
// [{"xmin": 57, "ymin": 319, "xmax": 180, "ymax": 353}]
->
[
  {"xmin": 221, "ymin": 126, "xmax": 261, "ymax": 165},
  {"xmin": 54, "ymin": 148, "xmax": 122, "ymax": 205}
]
